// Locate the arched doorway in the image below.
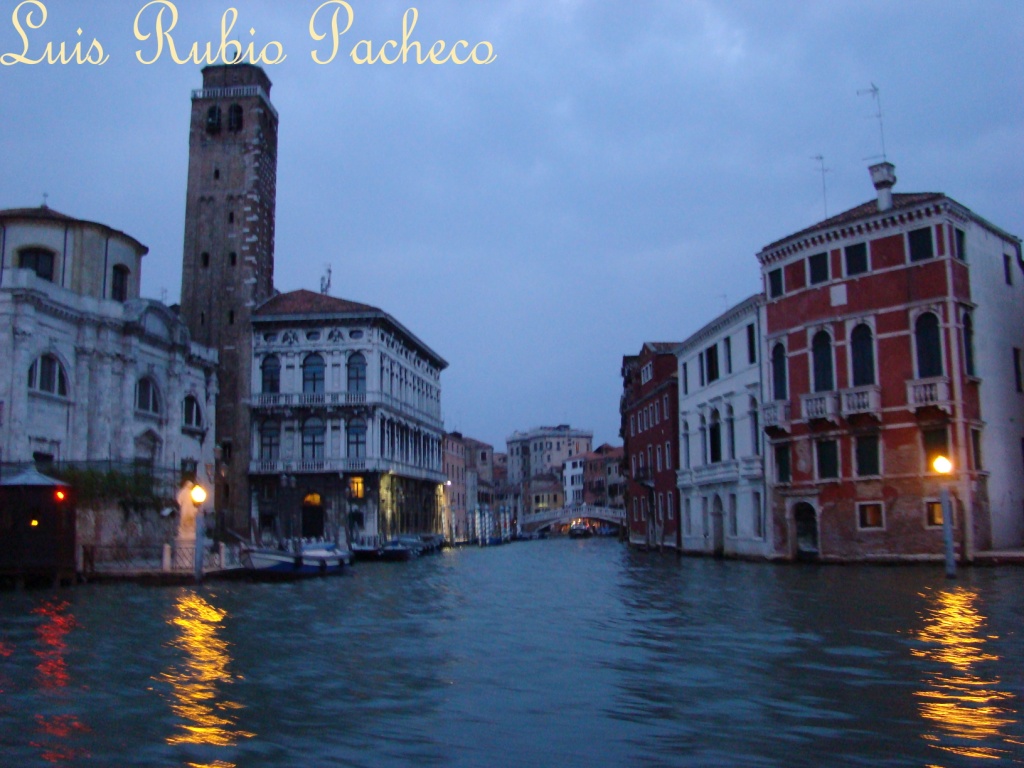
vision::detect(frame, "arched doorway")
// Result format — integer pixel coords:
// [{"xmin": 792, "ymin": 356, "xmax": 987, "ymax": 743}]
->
[
  {"xmin": 711, "ymin": 495, "xmax": 725, "ymax": 557},
  {"xmin": 793, "ymin": 502, "xmax": 819, "ymax": 560},
  {"xmin": 302, "ymin": 492, "xmax": 325, "ymax": 539}
]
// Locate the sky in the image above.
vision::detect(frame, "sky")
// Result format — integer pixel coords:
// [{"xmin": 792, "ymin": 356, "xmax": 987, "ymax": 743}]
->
[{"xmin": 1, "ymin": 1, "xmax": 1022, "ymax": 450}]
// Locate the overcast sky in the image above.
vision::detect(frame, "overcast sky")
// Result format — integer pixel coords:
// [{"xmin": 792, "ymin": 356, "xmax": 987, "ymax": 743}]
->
[{"xmin": 2, "ymin": 1, "xmax": 1021, "ymax": 450}]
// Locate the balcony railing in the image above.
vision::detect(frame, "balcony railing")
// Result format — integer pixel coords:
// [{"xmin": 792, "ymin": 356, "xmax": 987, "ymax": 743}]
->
[
  {"xmin": 250, "ymin": 389, "xmax": 441, "ymax": 425},
  {"xmin": 800, "ymin": 392, "xmax": 840, "ymax": 423},
  {"xmin": 906, "ymin": 377, "xmax": 952, "ymax": 414},
  {"xmin": 761, "ymin": 400, "xmax": 791, "ymax": 430},
  {"xmin": 692, "ymin": 460, "xmax": 740, "ymax": 485},
  {"xmin": 249, "ymin": 457, "xmax": 444, "ymax": 483},
  {"xmin": 840, "ymin": 385, "xmax": 882, "ymax": 419}
]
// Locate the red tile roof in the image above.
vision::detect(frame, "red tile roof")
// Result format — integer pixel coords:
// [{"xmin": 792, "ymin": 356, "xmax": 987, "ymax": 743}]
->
[{"xmin": 254, "ymin": 289, "xmax": 381, "ymax": 316}]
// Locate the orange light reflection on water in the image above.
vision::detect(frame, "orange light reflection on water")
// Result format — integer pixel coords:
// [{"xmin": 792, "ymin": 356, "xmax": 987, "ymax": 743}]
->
[
  {"xmin": 912, "ymin": 587, "xmax": 1020, "ymax": 761},
  {"xmin": 157, "ymin": 592, "xmax": 253, "ymax": 768}
]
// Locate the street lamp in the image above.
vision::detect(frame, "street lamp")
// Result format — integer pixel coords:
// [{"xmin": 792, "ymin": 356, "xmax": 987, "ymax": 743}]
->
[
  {"xmin": 191, "ymin": 483, "xmax": 207, "ymax": 582},
  {"xmin": 932, "ymin": 456, "xmax": 956, "ymax": 579}
]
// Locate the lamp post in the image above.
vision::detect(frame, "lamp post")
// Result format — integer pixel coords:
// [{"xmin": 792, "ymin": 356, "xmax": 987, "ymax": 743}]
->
[
  {"xmin": 190, "ymin": 483, "xmax": 208, "ymax": 583},
  {"xmin": 932, "ymin": 456, "xmax": 956, "ymax": 579}
]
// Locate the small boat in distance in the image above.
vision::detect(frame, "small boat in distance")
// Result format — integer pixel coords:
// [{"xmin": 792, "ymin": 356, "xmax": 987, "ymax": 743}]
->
[{"xmin": 568, "ymin": 521, "xmax": 593, "ymax": 538}]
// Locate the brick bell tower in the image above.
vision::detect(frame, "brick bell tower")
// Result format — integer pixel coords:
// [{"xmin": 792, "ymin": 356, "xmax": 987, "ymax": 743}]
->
[{"xmin": 180, "ymin": 64, "xmax": 278, "ymax": 534}]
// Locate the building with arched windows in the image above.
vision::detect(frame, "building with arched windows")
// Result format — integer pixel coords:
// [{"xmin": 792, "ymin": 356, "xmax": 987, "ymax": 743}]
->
[
  {"xmin": 248, "ymin": 289, "xmax": 446, "ymax": 547},
  {"xmin": 758, "ymin": 163, "xmax": 1024, "ymax": 560},
  {"xmin": 0, "ymin": 205, "xmax": 218, "ymax": 480}
]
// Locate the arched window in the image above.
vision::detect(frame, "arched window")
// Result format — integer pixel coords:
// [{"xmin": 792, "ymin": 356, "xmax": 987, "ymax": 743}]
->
[
  {"xmin": 699, "ymin": 415, "xmax": 707, "ymax": 465},
  {"xmin": 749, "ymin": 397, "xmax": 760, "ymax": 456},
  {"xmin": 302, "ymin": 418, "xmax": 325, "ymax": 460},
  {"xmin": 347, "ymin": 418, "xmax": 367, "ymax": 458},
  {"xmin": 963, "ymin": 312, "xmax": 976, "ymax": 377},
  {"xmin": 771, "ymin": 343, "xmax": 788, "ymax": 400},
  {"xmin": 681, "ymin": 420, "xmax": 691, "ymax": 469},
  {"xmin": 709, "ymin": 409, "xmax": 722, "ymax": 464},
  {"xmin": 260, "ymin": 421, "xmax": 280, "ymax": 460},
  {"xmin": 261, "ymin": 356, "xmax": 280, "ymax": 394},
  {"xmin": 726, "ymin": 405, "xmax": 735, "ymax": 460},
  {"xmin": 850, "ymin": 324, "xmax": 875, "ymax": 387},
  {"xmin": 27, "ymin": 354, "xmax": 68, "ymax": 397},
  {"xmin": 347, "ymin": 353, "xmax": 367, "ymax": 394},
  {"xmin": 111, "ymin": 264, "xmax": 130, "ymax": 302},
  {"xmin": 228, "ymin": 103, "xmax": 244, "ymax": 132},
  {"xmin": 136, "ymin": 377, "xmax": 160, "ymax": 414},
  {"xmin": 302, "ymin": 353, "xmax": 325, "ymax": 394},
  {"xmin": 206, "ymin": 105, "xmax": 222, "ymax": 134},
  {"xmin": 182, "ymin": 395, "xmax": 202, "ymax": 428},
  {"xmin": 812, "ymin": 331, "xmax": 834, "ymax": 392},
  {"xmin": 18, "ymin": 247, "xmax": 55, "ymax": 282},
  {"xmin": 915, "ymin": 313, "xmax": 943, "ymax": 378}
]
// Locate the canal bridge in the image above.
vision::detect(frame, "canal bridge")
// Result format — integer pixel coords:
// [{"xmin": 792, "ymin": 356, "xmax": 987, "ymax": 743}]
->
[{"xmin": 520, "ymin": 504, "xmax": 626, "ymax": 534}]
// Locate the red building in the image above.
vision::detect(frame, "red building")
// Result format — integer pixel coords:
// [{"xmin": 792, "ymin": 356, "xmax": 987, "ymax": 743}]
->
[
  {"xmin": 621, "ymin": 343, "xmax": 680, "ymax": 548},
  {"xmin": 759, "ymin": 163, "xmax": 1024, "ymax": 561}
]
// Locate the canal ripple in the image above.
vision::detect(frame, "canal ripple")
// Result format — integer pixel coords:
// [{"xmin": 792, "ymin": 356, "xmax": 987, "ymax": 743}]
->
[{"xmin": 0, "ymin": 538, "xmax": 1022, "ymax": 767}]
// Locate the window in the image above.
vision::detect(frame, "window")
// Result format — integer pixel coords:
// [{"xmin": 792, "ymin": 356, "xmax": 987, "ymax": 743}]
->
[
  {"xmin": 349, "ymin": 476, "xmax": 365, "ymax": 499},
  {"xmin": 809, "ymin": 252, "xmax": 829, "ymax": 284},
  {"xmin": 230, "ymin": 251, "xmax": 237, "ymax": 267},
  {"xmin": 206, "ymin": 105, "xmax": 221, "ymax": 134},
  {"xmin": 1014, "ymin": 348, "xmax": 1023, "ymax": 393},
  {"xmin": 18, "ymin": 247, "xmax": 55, "ymax": 281},
  {"xmin": 228, "ymin": 103, "xmax": 244, "ymax": 132},
  {"xmin": 260, "ymin": 421, "xmax": 280, "ymax": 460},
  {"xmin": 772, "ymin": 343, "xmax": 788, "ymax": 400},
  {"xmin": 812, "ymin": 331, "xmax": 834, "ymax": 392},
  {"xmin": 684, "ymin": 498, "xmax": 692, "ymax": 535},
  {"xmin": 28, "ymin": 354, "xmax": 68, "ymax": 396},
  {"xmin": 908, "ymin": 227, "xmax": 934, "ymax": 262},
  {"xmin": 630, "ymin": 415, "xmax": 635, "ymax": 437},
  {"xmin": 728, "ymin": 495, "xmax": 737, "ymax": 537},
  {"xmin": 667, "ymin": 491, "xmax": 674, "ymax": 520},
  {"xmin": 665, "ymin": 440, "xmax": 672, "ymax": 468},
  {"xmin": 347, "ymin": 418, "xmax": 367, "ymax": 458},
  {"xmin": 705, "ymin": 344, "xmax": 720, "ymax": 383},
  {"xmin": 1004, "ymin": 254, "xmax": 1014, "ymax": 285},
  {"xmin": 640, "ymin": 362, "xmax": 653, "ymax": 384},
  {"xmin": 111, "ymin": 265, "xmax": 129, "ymax": 302},
  {"xmin": 261, "ymin": 356, "xmax": 281, "ymax": 394},
  {"xmin": 303, "ymin": 353, "xmax": 325, "ymax": 394},
  {"xmin": 971, "ymin": 429, "xmax": 982, "ymax": 471},
  {"xmin": 726, "ymin": 405, "xmax": 735, "ymax": 460},
  {"xmin": 682, "ymin": 422, "xmax": 691, "ymax": 469},
  {"xmin": 746, "ymin": 323, "xmax": 756, "ymax": 364},
  {"xmin": 817, "ymin": 439, "xmax": 839, "ymax": 480},
  {"xmin": 845, "ymin": 243, "xmax": 868, "ymax": 276},
  {"xmin": 302, "ymin": 417, "xmax": 325, "ymax": 460},
  {"xmin": 749, "ymin": 397, "xmax": 760, "ymax": 456},
  {"xmin": 136, "ymin": 377, "xmax": 160, "ymax": 414},
  {"xmin": 858, "ymin": 503, "xmax": 884, "ymax": 530},
  {"xmin": 752, "ymin": 492, "xmax": 763, "ymax": 538},
  {"xmin": 709, "ymin": 409, "xmax": 722, "ymax": 464},
  {"xmin": 963, "ymin": 313, "xmax": 976, "ymax": 377},
  {"xmin": 850, "ymin": 324, "xmax": 875, "ymax": 387},
  {"xmin": 201, "ymin": 252, "xmax": 210, "ymax": 268},
  {"xmin": 915, "ymin": 313, "xmax": 943, "ymax": 378},
  {"xmin": 228, "ymin": 310, "xmax": 234, "ymax": 325},
  {"xmin": 681, "ymin": 362, "xmax": 688, "ymax": 395},
  {"xmin": 855, "ymin": 434, "xmax": 880, "ymax": 476},
  {"xmin": 656, "ymin": 445, "xmax": 663, "ymax": 472},
  {"xmin": 347, "ymin": 353, "xmax": 367, "ymax": 394},
  {"xmin": 923, "ymin": 428, "xmax": 949, "ymax": 472},
  {"xmin": 768, "ymin": 268, "xmax": 784, "ymax": 298},
  {"xmin": 654, "ymin": 402, "xmax": 660, "ymax": 424},
  {"xmin": 182, "ymin": 395, "xmax": 202, "ymax": 429},
  {"xmin": 954, "ymin": 228, "xmax": 966, "ymax": 261},
  {"xmin": 724, "ymin": 337, "xmax": 733, "ymax": 374},
  {"xmin": 926, "ymin": 500, "xmax": 951, "ymax": 528}
]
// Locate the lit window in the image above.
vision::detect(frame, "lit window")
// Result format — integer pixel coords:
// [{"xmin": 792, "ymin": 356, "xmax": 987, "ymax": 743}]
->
[{"xmin": 858, "ymin": 503, "xmax": 884, "ymax": 530}]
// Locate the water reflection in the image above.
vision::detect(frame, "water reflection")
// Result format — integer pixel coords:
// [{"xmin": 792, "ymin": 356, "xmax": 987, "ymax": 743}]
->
[
  {"xmin": 30, "ymin": 600, "xmax": 91, "ymax": 764},
  {"xmin": 158, "ymin": 591, "xmax": 254, "ymax": 766},
  {"xmin": 912, "ymin": 586, "xmax": 1020, "ymax": 761}
]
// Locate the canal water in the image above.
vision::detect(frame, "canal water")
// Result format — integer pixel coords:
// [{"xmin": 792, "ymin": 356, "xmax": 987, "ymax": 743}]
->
[{"xmin": 1, "ymin": 538, "xmax": 1022, "ymax": 767}]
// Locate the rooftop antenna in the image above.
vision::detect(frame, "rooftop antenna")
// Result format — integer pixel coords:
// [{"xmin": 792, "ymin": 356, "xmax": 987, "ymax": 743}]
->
[
  {"xmin": 857, "ymin": 82, "xmax": 888, "ymax": 162},
  {"xmin": 812, "ymin": 154, "xmax": 830, "ymax": 218},
  {"xmin": 320, "ymin": 264, "xmax": 332, "ymax": 295},
  {"xmin": 41, "ymin": 192, "xmax": 49, "ymax": 208}
]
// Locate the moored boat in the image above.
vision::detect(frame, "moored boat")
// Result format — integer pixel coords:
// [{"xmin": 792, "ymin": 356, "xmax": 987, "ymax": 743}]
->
[{"xmin": 241, "ymin": 540, "xmax": 352, "ymax": 578}]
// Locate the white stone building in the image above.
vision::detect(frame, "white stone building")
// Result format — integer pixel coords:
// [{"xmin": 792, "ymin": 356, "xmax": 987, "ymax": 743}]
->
[
  {"xmin": 0, "ymin": 206, "xmax": 218, "ymax": 480},
  {"xmin": 248, "ymin": 289, "xmax": 447, "ymax": 545},
  {"xmin": 676, "ymin": 293, "xmax": 769, "ymax": 557},
  {"xmin": 563, "ymin": 455, "xmax": 585, "ymax": 506}
]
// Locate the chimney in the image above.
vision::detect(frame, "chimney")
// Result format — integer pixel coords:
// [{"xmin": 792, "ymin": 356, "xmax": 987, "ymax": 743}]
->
[{"xmin": 869, "ymin": 162, "xmax": 896, "ymax": 212}]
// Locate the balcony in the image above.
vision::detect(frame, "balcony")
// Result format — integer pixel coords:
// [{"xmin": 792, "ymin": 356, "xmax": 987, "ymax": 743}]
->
[
  {"xmin": 250, "ymin": 389, "xmax": 441, "ymax": 426},
  {"xmin": 800, "ymin": 392, "xmax": 840, "ymax": 423},
  {"xmin": 761, "ymin": 400, "xmax": 791, "ymax": 431},
  {"xmin": 906, "ymin": 377, "xmax": 952, "ymax": 414},
  {"xmin": 840, "ymin": 385, "xmax": 881, "ymax": 420},
  {"xmin": 692, "ymin": 460, "xmax": 740, "ymax": 486},
  {"xmin": 739, "ymin": 455, "xmax": 764, "ymax": 480},
  {"xmin": 249, "ymin": 457, "xmax": 444, "ymax": 483}
]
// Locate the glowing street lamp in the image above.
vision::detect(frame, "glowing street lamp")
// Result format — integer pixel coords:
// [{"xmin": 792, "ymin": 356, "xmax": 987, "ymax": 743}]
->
[
  {"xmin": 190, "ymin": 484, "xmax": 208, "ymax": 506},
  {"xmin": 932, "ymin": 455, "xmax": 956, "ymax": 579}
]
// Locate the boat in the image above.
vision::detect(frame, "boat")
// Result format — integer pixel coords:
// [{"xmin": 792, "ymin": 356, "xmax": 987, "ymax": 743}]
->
[
  {"xmin": 378, "ymin": 538, "xmax": 419, "ymax": 561},
  {"xmin": 568, "ymin": 522, "xmax": 593, "ymax": 538},
  {"xmin": 350, "ymin": 534, "xmax": 383, "ymax": 561},
  {"xmin": 240, "ymin": 540, "xmax": 352, "ymax": 578}
]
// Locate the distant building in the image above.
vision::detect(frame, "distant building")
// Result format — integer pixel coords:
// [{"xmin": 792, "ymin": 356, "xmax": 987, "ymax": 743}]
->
[
  {"xmin": 0, "ymin": 206, "xmax": 217, "ymax": 478},
  {"xmin": 247, "ymin": 289, "xmax": 447, "ymax": 547},
  {"xmin": 583, "ymin": 444, "xmax": 625, "ymax": 508},
  {"xmin": 676, "ymin": 294, "xmax": 768, "ymax": 558},
  {"xmin": 506, "ymin": 425, "xmax": 592, "ymax": 517},
  {"xmin": 443, "ymin": 432, "xmax": 467, "ymax": 542},
  {"xmin": 759, "ymin": 163, "xmax": 1024, "ymax": 560},
  {"xmin": 621, "ymin": 343, "xmax": 680, "ymax": 548},
  {"xmin": 463, "ymin": 436, "xmax": 495, "ymax": 539},
  {"xmin": 563, "ymin": 454, "xmax": 585, "ymax": 506}
]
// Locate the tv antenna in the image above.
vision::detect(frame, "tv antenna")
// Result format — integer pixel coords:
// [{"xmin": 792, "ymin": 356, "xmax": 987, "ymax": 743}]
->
[
  {"xmin": 857, "ymin": 82, "xmax": 887, "ymax": 161},
  {"xmin": 41, "ymin": 192, "xmax": 49, "ymax": 208},
  {"xmin": 812, "ymin": 154, "xmax": 830, "ymax": 218},
  {"xmin": 320, "ymin": 264, "xmax": 332, "ymax": 295}
]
